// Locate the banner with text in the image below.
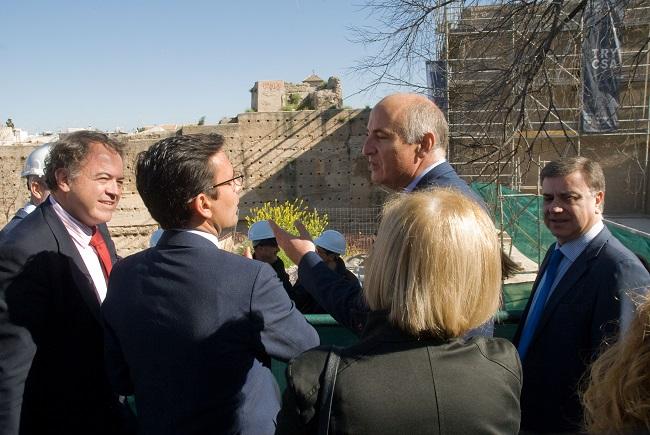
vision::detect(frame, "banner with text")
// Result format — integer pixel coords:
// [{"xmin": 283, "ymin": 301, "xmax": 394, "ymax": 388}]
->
[
  {"xmin": 581, "ymin": 0, "xmax": 627, "ymax": 133},
  {"xmin": 426, "ymin": 60, "xmax": 448, "ymax": 116}
]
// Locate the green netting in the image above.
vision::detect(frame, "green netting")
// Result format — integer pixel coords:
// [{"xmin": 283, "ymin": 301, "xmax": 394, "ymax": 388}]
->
[
  {"xmin": 606, "ymin": 224, "xmax": 650, "ymax": 262},
  {"xmin": 470, "ymin": 182, "xmax": 650, "ymax": 265},
  {"xmin": 471, "ymin": 182, "xmax": 555, "ymax": 264}
]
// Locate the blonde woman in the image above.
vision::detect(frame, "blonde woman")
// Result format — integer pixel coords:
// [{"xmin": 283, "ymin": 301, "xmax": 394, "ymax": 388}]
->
[
  {"xmin": 275, "ymin": 189, "xmax": 522, "ymax": 434},
  {"xmin": 582, "ymin": 296, "xmax": 650, "ymax": 434}
]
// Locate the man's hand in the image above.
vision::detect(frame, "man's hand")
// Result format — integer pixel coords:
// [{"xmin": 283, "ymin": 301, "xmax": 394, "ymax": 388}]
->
[{"xmin": 268, "ymin": 220, "xmax": 316, "ymax": 265}]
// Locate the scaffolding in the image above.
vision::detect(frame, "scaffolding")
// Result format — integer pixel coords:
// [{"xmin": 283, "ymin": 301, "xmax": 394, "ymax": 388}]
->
[{"xmin": 431, "ymin": 0, "xmax": 650, "ymax": 212}]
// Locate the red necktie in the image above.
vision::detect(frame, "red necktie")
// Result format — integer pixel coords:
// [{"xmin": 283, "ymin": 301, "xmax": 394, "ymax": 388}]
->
[{"xmin": 90, "ymin": 227, "xmax": 113, "ymax": 280}]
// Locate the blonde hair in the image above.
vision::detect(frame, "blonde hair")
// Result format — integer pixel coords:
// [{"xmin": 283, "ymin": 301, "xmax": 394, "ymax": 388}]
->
[
  {"xmin": 582, "ymin": 296, "xmax": 650, "ymax": 434},
  {"xmin": 364, "ymin": 189, "xmax": 502, "ymax": 338}
]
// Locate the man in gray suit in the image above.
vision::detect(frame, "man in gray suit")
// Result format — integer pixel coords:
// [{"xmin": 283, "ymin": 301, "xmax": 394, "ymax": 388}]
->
[{"xmin": 513, "ymin": 157, "xmax": 650, "ymax": 433}]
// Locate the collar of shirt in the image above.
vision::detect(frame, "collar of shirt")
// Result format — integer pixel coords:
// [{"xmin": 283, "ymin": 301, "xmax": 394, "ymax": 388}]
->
[
  {"xmin": 556, "ymin": 220, "xmax": 605, "ymax": 262},
  {"xmin": 522, "ymin": 220, "xmax": 606, "ymax": 333},
  {"xmin": 183, "ymin": 229, "xmax": 221, "ymax": 249},
  {"xmin": 544, "ymin": 219, "xmax": 605, "ymax": 295},
  {"xmin": 404, "ymin": 159, "xmax": 447, "ymax": 193},
  {"xmin": 22, "ymin": 202, "xmax": 37, "ymax": 214},
  {"xmin": 49, "ymin": 195, "xmax": 107, "ymax": 302},
  {"xmin": 49, "ymin": 195, "xmax": 93, "ymax": 243}
]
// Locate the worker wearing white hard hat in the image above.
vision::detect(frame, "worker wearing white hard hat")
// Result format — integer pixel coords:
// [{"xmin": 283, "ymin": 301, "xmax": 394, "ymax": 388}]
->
[
  {"xmin": 314, "ymin": 230, "xmax": 347, "ymax": 256},
  {"xmin": 247, "ymin": 220, "xmax": 293, "ymax": 295},
  {"xmin": 292, "ymin": 229, "xmax": 359, "ymax": 314},
  {"xmin": 0, "ymin": 143, "xmax": 52, "ymax": 239}
]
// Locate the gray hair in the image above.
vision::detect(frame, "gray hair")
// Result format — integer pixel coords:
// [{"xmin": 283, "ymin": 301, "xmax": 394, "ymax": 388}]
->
[{"xmin": 400, "ymin": 101, "xmax": 449, "ymax": 150}]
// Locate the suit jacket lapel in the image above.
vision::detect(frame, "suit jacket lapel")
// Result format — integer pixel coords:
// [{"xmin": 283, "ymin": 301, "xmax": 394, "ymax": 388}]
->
[
  {"xmin": 41, "ymin": 201, "xmax": 102, "ymax": 322},
  {"xmin": 533, "ymin": 228, "xmax": 609, "ymax": 340},
  {"xmin": 97, "ymin": 223, "xmax": 118, "ymax": 263}
]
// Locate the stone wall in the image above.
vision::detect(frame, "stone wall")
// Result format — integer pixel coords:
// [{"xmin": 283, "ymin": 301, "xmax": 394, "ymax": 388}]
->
[
  {"xmin": 3, "ymin": 107, "xmax": 650, "ymax": 257},
  {"xmin": 0, "ymin": 108, "xmax": 381, "ymax": 257}
]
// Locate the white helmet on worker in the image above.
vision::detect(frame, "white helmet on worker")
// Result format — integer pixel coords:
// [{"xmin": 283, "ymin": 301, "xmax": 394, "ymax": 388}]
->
[
  {"xmin": 314, "ymin": 230, "xmax": 346, "ymax": 255},
  {"xmin": 248, "ymin": 220, "xmax": 276, "ymax": 246},
  {"xmin": 21, "ymin": 143, "xmax": 53, "ymax": 178}
]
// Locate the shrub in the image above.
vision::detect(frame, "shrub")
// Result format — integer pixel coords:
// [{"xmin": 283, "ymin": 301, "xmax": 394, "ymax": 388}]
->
[{"xmin": 244, "ymin": 199, "xmax": 329, "ymax": 266}]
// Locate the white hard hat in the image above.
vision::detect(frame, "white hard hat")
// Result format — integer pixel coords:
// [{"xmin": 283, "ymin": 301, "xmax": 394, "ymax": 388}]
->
[
  {"xmin": 248, "ymin": 220, "xmax": 275, "ymax": 243},
  {"xmin": 149, "ymin": 228, "xmax": 163, "ymax": 247},
  {"xmin": 21, "ymin": 143, "xmax": 53, "ymax": 178},
  {"xmin": 314, "ymin": 230, "xmax": 346, "ymax": 255}
]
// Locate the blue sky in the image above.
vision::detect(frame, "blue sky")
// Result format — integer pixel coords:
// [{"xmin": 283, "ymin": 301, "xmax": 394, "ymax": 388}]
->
[{"xmin": 1, "ymin": 1, "xmax": 402, "ymax": 133}]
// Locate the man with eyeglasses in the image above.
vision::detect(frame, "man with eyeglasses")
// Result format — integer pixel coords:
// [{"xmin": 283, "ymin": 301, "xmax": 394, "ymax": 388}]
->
[{"xmin": 101, "ymin": 134, "xmax": 319, "ymax": 435}]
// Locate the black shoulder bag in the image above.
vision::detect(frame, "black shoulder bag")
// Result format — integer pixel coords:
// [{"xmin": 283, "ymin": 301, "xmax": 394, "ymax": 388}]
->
[{"xmin": 317, "ymin": 346, "xmax": 341, "ymax": 435}]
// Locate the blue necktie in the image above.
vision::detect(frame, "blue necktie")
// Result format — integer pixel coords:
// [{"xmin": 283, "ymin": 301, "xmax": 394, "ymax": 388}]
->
[{"xmin": 518, "ymin": 246, "xmax": 564, "ymax": 361}]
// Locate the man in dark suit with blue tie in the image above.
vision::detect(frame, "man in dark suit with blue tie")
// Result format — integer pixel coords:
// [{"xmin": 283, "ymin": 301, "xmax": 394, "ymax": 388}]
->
[
  {"xmin": 513, "ymin": 157, "xmax": 650, "ymax": 433},
  {"xmin": 101, "ymin": 134, "xmax": 319, "ymax": 435}
]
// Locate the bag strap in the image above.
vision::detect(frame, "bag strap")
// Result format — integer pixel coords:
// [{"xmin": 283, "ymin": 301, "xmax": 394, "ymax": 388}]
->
[{"xmin": 317, "ymin": 346, "xmax": 341, "ymax": 435}]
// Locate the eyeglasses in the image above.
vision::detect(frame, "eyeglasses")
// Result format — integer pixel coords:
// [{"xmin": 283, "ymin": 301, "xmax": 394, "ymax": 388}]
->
[{"xmin": 211, "ymin": 173, "xmax": 244, "ymax": 190}]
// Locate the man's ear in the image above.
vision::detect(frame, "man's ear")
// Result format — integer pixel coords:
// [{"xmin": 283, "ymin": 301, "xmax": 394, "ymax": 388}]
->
[
  {"xmin": 594, "ymin": 190, "xmax": 605, "ymax": 213},
  {"xmin": 55, "ymin": 168, "xmax": 71, "ymax": 192},
  {"xmin": 418, "ymin": 132, "xmax": 436, "ymax": 157},
  {"xmin": 190, "ymin": 193, "xmax": 213, "ymax": 220},
  {"xmin": 30, "ymin": 179, "xmax": 47, "ymax": 200}
]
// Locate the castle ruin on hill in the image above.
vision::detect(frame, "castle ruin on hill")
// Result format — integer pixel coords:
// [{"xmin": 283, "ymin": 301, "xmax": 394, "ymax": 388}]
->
[{"xmin": 250, "ymin": 74, "xmax": 343, "ymax": 112}]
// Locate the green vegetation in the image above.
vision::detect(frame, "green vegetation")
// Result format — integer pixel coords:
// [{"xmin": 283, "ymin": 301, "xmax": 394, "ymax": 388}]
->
[
  {"xmin": 282, "ymin": 93, "xmax": 303, "ymax": 111},
  {"xmin": 244, "ymin": 199, "xmax": 329, "ymax": 266}
]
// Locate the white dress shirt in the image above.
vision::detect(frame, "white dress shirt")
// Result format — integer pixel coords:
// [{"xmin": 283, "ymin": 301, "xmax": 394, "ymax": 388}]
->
[
  {"xmin": 50, "ymin": 196, "xmax": 108, "ymax": 302},
  {"xmin": 183, "ymin": 229, "xmax": 222, "ymax": 249}
]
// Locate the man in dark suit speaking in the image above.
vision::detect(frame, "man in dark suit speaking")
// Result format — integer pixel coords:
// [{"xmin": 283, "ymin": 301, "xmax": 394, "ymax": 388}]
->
[
  {"xmin": 102, "ymin": 134, "xmax": 319, "ymax": 435},
  {"xmin": 0, "ymin": 131, "xmax": 132, "ymax": 435},
  {"xmin": 513, "ymin": 157, "xmax": 650, "ymax": 433},
  {"xmin": 272, "ymin": 93, "xmax": 508, "ymax": 334}
]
